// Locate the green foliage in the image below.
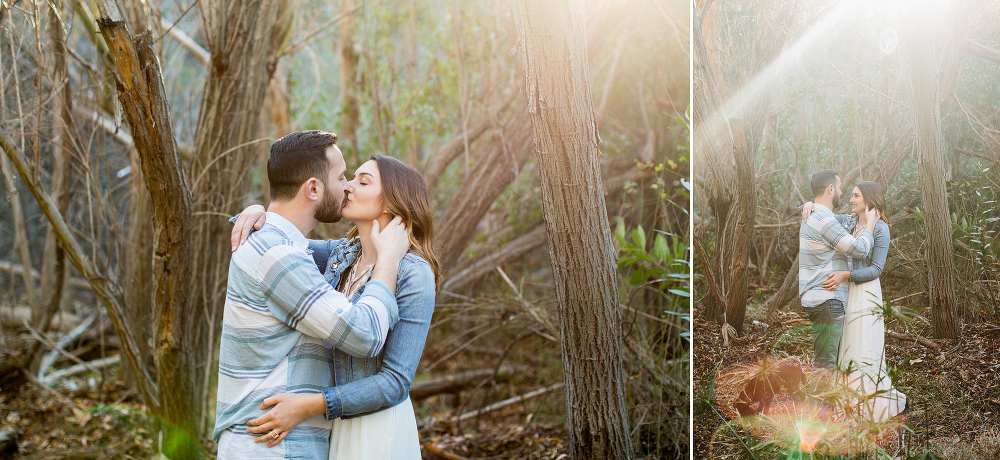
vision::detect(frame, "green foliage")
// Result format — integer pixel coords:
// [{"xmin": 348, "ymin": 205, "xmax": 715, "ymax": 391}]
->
[{"xmin": 616, "ymin": 222, "xmax": 690, "ymax": 294}]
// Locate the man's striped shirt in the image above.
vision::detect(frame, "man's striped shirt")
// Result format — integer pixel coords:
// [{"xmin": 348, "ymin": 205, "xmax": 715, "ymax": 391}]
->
[
  {"xmin": 799, "ymin": 204, "xmax": 873, "ymax": 307},
  {"xmin": 214, "ymin": 213, "xmax": 398, "ymax": 459}
]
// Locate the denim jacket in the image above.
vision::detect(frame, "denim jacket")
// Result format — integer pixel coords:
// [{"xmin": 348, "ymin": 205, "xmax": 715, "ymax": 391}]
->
[
  {"xmin": 836, "ymin": 214, "xmax": 890, "ymax": 283},
  {"xmin": 308, "ymin": 238, "xmax": 436, "ymax": 420}
]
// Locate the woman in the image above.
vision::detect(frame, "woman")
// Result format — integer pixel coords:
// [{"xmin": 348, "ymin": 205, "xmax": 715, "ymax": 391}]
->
[
  {"xmin": 234, "ymin": 155, "xmax": 438, "ymax": 459},
  {"xmin": 802, "ymin": 181, "xmax": 906, "ymax": 423}
]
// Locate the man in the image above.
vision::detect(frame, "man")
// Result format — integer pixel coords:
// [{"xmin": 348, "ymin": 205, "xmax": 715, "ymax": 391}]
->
[
  {"xmin": 214, "ymin": 130, "xmax": 410, "ymax": 458},
  {"xmin": 798, "ymin": 169, "xmax": 877, "ymax": 367}
]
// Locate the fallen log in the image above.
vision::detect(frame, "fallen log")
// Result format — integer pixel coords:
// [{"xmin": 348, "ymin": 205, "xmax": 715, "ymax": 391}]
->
[
  {"xmin": 887, "ymin": 331, "xmax": 941, "ymax": 353},
  {"xmin": 454, "ymin": 382, "xmax": 565, "ymax": 423},
  {"xmin": 410, "ymin": 366, "xmax": 524, "ymax": 402},
  {"xmin": 39, "ymin": 355, "xmax": 121, "ymax": 387},
  {"xmin": 33, "ymin": 314, "xmax": 99, "ymax": 378}
]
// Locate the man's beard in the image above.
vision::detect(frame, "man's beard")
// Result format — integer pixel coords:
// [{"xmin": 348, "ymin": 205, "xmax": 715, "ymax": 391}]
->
[
  {"xmin": 832, "ymin": 190, "xmax": 842, "ymax": 209},
  {"xmin": 314, "ymin": 187, "xmax": 343, "ymax": 223}
]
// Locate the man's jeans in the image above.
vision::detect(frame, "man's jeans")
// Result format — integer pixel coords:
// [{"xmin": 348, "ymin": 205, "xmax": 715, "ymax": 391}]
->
[{"xmin": 803, "ymin": 299, "xmax": 844, "ymax": 367}]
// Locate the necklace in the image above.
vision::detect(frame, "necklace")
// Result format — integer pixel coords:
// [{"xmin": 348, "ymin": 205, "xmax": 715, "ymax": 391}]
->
[{"xmin": 343, "ymin": 250, "xmax": 375, "ymax": 299}]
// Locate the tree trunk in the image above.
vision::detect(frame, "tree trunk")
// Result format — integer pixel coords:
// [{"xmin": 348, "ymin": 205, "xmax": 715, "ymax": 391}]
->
[
  {"xmin": 339, "ymin": 0, "xmax": 360, "ymax": 155},
  {"xmin": 694, "ymin": 0, "xmax": 789, "ymax": 332},
  {"xmin": 123, "ymin": 147, "xmax": 155, "ymax": 378},
  {"xmin": 716, "ymin": 120, "xmax": 758, "ymax": 334},
  {"xmin": 435, "ymin": 107, "xmax": 533, "ymax": 272},
  {"xmin": 511, "ymin": 1, "xmax": 633, "ymax": 458},
  {"xmin": 904, "ymin": 10, "xmax": 960, "ymax": 339},
  {"xmin": 95, "ymin": 8, "xmax": 198, "ymax": 454}
]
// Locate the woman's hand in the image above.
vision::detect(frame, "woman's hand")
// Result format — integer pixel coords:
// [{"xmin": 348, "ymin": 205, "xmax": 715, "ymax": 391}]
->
[
  {"xmin": 231, "ymin": 205, "xmax": 266, "ymax": 251},
  {"xmin": 245, "ymin": 393, "xmax": 325, "ymax": 447},
  {"xmin": 821, "ymin": 271, "xmax": 851, "ymax": 291},
  {"xmin": 801, "ymin": 202, "xmax": 815, "ymax": 222}
]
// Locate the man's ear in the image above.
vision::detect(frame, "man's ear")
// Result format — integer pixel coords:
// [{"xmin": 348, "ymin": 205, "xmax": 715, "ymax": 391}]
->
[
  {"xmin": 303, "ymin": 178, "xmax": 321, "ymax": 201},
  {"xmin": 826, "ymin": 183, "xmax": 835, "ymax": 196}
]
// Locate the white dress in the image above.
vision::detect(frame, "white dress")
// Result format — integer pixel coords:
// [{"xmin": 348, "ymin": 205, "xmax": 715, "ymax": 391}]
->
[
  {"xmin": 328, "ymin": 397, "xmax": 421, "ymax": 460},
  {"xmin": 328, "ymin": 263, "xmax": 422, "ymax": 460},
  {"xmin": 838, "ymin": 278, "xmax": 907, "ymax": 423}
]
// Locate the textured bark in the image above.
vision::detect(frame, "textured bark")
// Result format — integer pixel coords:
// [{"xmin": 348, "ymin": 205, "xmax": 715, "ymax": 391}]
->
[
  {"xmin": 435, "ymin": 107, "xmax": 534, "ymax": 272},
  {"xmin": 123, "ymin": 147, "xmax": 155, "ymax": 375},
  {"xmin": 715, "ymin": 120, "xmax": 758, "ymax": 334},
  {"xmin": 95, "ymin": 9, "xmax": 198, "ymax": 452},
  {"xmin": 511, "ymin": 1, "xmax": 633, "ymax": 458},
  {"xmin": 694, "ymin": 1, "xmax": 789, "ymax": 332},
  {"xmin": 904, "ymin": 11, "xmax": 960, "ymax": 339},
  {"xmin": 762, "ymin": 254, "xmax": 800, "ymax": 323}
]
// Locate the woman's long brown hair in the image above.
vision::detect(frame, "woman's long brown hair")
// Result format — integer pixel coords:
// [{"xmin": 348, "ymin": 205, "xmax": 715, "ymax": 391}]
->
[
  {"xmin": 347, "ymin": 155, "xmax": 441, "ymax": 286},
  {"xmin": 855, "ymin": 180, "xmax": 889, "ymax": 225}
]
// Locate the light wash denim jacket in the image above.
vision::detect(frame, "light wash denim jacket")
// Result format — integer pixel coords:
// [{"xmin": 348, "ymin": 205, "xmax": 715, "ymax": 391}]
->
[
  {"xmin": 836, "ymin": 214, "xmax": 890, "ymax": 283},
  {"xmin": 308, "ymin": 237, "xmax": 436, "ymax": 420}
]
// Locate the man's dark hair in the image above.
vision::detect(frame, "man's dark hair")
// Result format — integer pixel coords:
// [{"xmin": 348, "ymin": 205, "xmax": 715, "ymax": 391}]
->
[
  {"xmin": 810, "ymin": 169, "xmax": 838, "ymax": 199},
  {"xmin": 267, "ymin": 130, "xmax": 338, "ymax": 201}
]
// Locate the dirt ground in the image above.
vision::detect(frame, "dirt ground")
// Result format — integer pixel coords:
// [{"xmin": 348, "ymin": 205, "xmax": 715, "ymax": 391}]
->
[
  {"xmin": 0, "ymin": 378, "xmax": 571, "ymax": 460},
  {"xmin": 694, "ymin": 306, "xmax": 1000, "ymax": 459}
]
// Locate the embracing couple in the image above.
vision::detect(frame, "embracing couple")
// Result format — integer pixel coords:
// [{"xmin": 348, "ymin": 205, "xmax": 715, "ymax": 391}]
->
[
  {"xmin": 798, "ymin": 169, "xmax": 906, "ymax": 423},
  {"xmin": 213, "ymin": 130, "xmax": 438, "ymax": 459}
]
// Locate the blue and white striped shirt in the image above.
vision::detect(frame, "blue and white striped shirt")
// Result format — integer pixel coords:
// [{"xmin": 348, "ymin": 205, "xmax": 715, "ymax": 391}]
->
[
  {"xmin": 214, "ymin": 213, "xmax": 398, "ymax": 459},
  {"xmin": 798, "ymin": 204, "xmax": 873, "ymax": 307}
]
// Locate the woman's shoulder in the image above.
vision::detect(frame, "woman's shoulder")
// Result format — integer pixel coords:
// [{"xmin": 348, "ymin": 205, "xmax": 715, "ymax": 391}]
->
[
  {"xmin": 875, "ymin": 219, "xmax": 890, "ymax": 235},
  {"xmin": 398, "ymin": 253, "xmax": 434, "ymax": 283},
  {"xmin": 399, "ymin": 252, "xmax": 432, "ymax": 272}
]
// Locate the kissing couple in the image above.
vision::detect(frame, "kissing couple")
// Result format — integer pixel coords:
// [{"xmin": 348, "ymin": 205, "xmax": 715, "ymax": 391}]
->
[{"xmin": 214, "ymin": 130, "xmax": 438, "ymax": 459}]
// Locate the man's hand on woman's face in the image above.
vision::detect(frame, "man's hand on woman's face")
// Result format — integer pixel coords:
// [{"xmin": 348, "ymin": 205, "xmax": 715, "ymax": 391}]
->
[
  {"xmin": 231, "ymin": 204, "xmax": 267, "ymax": 251},
  {"xmin": 370, "ymin": 216, "xmax": 410, "ymax": 265},
  {"xmin": 864, "ymin": 206, "xmax": 880, "ymax": 227}
]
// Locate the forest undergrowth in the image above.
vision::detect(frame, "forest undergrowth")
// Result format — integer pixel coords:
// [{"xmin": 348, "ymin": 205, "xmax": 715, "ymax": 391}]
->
[{"xmin": 694, "ymin": 301, "xmax": 1000, "ymax": 460}]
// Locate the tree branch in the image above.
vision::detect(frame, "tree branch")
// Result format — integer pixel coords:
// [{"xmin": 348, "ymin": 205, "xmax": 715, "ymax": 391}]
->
[
  {"xmin": 964, "ymin": 40, "xmax": 1000, "ymax": 64},
  {"xmin": 0, "ymin": 133, "xmax": 160, "ymax": 411},
  {"xmin": 159, "ymin": 17, "xmax": 210, "ymax": 65}
]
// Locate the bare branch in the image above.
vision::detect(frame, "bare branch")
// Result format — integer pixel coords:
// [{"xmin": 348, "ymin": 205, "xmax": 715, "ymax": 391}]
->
[
  {"xmin": 280, "ymin": 1, "xmax": 366, "ymax": 57},
  {"xmin": 0, "ymin": 132, "xmax": 160, "ymax": 411},
  {"xmin": 964, "ymin": 40, "xmax": 1000, "ymax": 64},
  {"xmin": 159, "ymin": 17, "xmax": 209, "ymax": 65}
]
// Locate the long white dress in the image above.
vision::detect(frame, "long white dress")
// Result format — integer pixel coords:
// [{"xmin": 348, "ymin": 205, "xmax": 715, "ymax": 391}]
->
[
  {"xmin": 328, "ymin": 264, "xmax": 422, "ymax": 460},
  {"xmin": 838, "ymin": 278, "xmax": 906, "ymax": 423}
]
